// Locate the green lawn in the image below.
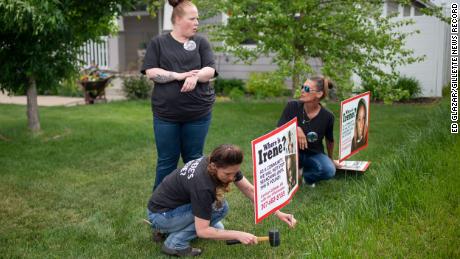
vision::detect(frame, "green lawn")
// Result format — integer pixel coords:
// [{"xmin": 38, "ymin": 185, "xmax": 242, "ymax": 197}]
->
[{"xmin": 0, "ymin": 99, "xmax": 458, "ymax": 258}]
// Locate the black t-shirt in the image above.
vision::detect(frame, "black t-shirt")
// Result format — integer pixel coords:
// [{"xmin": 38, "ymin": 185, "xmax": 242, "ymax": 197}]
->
[
  {"xmin": 147, "ymin": 157, "xmax": 243, "ymax": 220},
  {"xmin": 141, "ymin": 33, "xmax": 217, "ymax": 122},
  {"xmin": 277, "ymin": 101, "xmax": 334, "ymax": 154}
]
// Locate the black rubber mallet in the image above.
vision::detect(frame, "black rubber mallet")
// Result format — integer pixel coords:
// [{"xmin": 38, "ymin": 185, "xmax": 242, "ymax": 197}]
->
[{"xmin": 226, "ymin": 229, "xmax": 280, "ymax": 247}]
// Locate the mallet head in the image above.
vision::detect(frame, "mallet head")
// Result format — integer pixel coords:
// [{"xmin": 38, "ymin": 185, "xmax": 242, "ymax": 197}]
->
[{"xmin": 269, "ymin": 229, "xmax": 280, "ymax": 247}]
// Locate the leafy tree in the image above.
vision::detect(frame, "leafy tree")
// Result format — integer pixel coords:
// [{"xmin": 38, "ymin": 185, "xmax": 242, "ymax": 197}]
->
[
  {"xmin": 148, "ymin": 0, "xmax": 447, "ymax": 99},
  {"xmin": 205, "ymin": 0, "xmax": 448, "ymax": 98},
  {"xmin": 0, "ymin": 0, "xmax": 133, "ymax": 132}
]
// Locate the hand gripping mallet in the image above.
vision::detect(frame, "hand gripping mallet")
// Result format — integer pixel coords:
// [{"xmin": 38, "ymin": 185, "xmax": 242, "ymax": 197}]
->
[{"xmin": 226, "ymin": 229, "xmax": 280, "ymax": 247}]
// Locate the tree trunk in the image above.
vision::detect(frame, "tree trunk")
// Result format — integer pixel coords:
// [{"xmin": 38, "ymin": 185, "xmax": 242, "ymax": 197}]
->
[
  {"xmin": 27, "ymin": 76, "xmax": 41, "ymax": 132},
  {"xmin": 292, "ymin": 72, "xmax": 300, "ymax": 96}
]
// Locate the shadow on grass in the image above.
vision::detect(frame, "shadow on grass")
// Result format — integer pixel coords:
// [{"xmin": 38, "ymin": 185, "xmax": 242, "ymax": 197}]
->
[{"xmin": 334, "ymin": 170, "xmax": 365, "ymax": 182}]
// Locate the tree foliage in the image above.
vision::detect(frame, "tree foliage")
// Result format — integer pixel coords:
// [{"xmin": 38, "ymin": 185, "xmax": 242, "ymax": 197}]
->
[
  {"xmin": 190, "ymin": 0, "xmax": 447, "ymax": 99},
  {"xmin": 0, "ymin": 0, "xmax": 134, "ymax": 131}
]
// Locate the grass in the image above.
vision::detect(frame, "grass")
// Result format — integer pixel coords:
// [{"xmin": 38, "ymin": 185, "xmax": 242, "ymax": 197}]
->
[{"xmin": 0, "ymin": 99, "xmax": 458, "ymax": 258}]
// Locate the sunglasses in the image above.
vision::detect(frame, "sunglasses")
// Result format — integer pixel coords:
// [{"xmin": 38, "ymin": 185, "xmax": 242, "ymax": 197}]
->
[{"xmin": 300, "ymin": 84, "xmax": 322, "ymax": 93}]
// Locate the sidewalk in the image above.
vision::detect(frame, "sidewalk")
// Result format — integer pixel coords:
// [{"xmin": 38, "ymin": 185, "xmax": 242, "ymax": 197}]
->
[{"xmin": 0, "ymin": 78, "xmax": 126, "ymax": 107}]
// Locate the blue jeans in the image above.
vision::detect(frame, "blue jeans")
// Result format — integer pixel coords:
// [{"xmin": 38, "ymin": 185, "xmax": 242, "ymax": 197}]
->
[
  {"xmin": 153, "ymin": 113, "xmax": 212, "ymax": 190},
  {"xmin": 147, "ymin": 201, "xmax": 229, "ymax": 250},
  {"xmin": 300, "ymin": 151, "xmax": 336, "ymax": 184}
]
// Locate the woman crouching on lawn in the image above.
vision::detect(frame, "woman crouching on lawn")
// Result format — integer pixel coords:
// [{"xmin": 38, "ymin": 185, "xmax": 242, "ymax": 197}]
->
[
  {"xmin": 278, "ymin": 76, "xmax": 341, "ymax": 188},
  {"xmin": 147, "ymin": 144, "xmax": 297, "ymax": 257}
]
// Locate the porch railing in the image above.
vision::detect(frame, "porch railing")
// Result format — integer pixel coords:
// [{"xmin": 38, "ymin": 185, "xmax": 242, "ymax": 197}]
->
[{"xmin": 79, "ymin": 36, "xmax": 109, "ymax": 70}]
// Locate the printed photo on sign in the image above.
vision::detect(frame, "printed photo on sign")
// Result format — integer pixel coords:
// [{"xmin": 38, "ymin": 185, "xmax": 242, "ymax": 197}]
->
[
  {"xmin": 252, "ymin": 118, "xmax": 298, "ymax": 224},
  {"xmin": 339, "ymin": 92, "xmax": 370, "ymax": 162},
  {"xmin": 284, "ymin": 154, "xmax": 297, "ymax": 193}
]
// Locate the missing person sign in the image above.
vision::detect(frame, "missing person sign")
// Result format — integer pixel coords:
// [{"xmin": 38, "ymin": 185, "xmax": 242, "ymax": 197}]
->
[
  {"xmin": 339, "ymin": 92, "xmax": 371, "ymax": 162},
  {"xmin": 252, "ymin": 118, "xmax": 299, "ymax": 224},
  {"xmin": 337, "ymin": 160, "xmax": 371, "ymax": 172}
]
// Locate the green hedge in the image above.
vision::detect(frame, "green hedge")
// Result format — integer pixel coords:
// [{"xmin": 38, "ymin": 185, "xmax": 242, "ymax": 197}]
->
[
  {"xmin": 213, "ymin": 78, "xmax": 245, "ymax": 96},
  {"xmin": 246, "ymin": 72, "xmax": 286, "ymax": 99},
  {"xmin": 122, "ymin": 76, "xmax": 153, "ymax": 100}
]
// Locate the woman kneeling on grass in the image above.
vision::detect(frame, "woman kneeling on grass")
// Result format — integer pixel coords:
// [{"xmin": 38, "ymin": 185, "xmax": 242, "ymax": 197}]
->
[
  {"xmin": 147, "ymin": 144, "xmax": 297, "ymax": 257},
  {"xmin": 278, "ymin": 76, "xmax": 341, "ymax": 187}
]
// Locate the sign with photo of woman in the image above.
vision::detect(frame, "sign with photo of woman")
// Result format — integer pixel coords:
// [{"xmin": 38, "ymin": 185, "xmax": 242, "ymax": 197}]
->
[
  {"xmin": 339, "ymin": 92, "xmax": 371, "ymax": 162},
  {"xmin": 252, "ymin": 118, "xmax": 299, "ymax": 223}
]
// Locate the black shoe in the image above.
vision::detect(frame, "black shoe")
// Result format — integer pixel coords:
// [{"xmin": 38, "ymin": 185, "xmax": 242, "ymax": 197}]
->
[
  {"xmin": 152, "ymin": 230, "xmax": 166, "ymax": 243},
  {"xmin": 161, "ymin": 244, "xmax": 202, "ymax": 257}
]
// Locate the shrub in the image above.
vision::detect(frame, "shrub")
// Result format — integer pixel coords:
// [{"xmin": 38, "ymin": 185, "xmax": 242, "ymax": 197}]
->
[
  {"xmin": 442, "ymin": 83, "xmax": 450, "ymax": 97},
  {"xmin": 395, "ymin": 76, "xmax": 421, "ymax": 100},
  {"xmin": 213, "ymin": 78, "xmax": 245, "ymax": 96},
  {"xmin": 122, "ymin": 75, "xmax": 153, "ymax": 100},
  {"xmin": 361, "ymin": 81, "xmax": 382, "ymax": 101},
  {"xmin": 55, "ymin": 78, "xmax": 84, "ymax": 97},
  {"xmin": 229, "ymin": 88, "xmax": 245, "ymax": 101},
  {"xmin": 383, "ymin": 88, "xmax": 410, "ymax": 104},
  {"xmin": 361, "ymin": 75, "xmax": 420, "ymax": 103},
  {"xmin": 246, "ymin": 72, "xmax": 285, "ymax": 99}
]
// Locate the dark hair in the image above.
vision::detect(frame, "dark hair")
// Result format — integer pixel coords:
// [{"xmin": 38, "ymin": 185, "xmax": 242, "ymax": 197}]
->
[
  {"xmin": 209, "ymin": 144, "xmax": 243, "ymax": 168},
  {"xmin": 168, "ymin": 0, "xmax": 182, "ymax": 7},
  {"xmin": 310, "ymin": 76, "xmax": 335, "ymax": 100},
  {"xmin": 168, "ymin": 0, "xmax": 195, "ymax": 25},
  {"xmin": 207, "ymin": 144, "xmax": 243, "ymax": 208},
  {"xmin": 356, "ymin": 98, "xmax": 367, "ymax": 120}
]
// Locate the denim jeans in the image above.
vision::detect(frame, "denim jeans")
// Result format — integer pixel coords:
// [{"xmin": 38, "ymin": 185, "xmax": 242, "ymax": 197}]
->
[
  {"xmin": 300, "ymin": 150, "xmax": 336, "ymax": 184},
  {"xmin": 147, "ymin": 201, "xmax": 229, "ymax": 250},
  {"xmin": 153, "ymin": 113, "xmax": 212, "ymax": 190}
]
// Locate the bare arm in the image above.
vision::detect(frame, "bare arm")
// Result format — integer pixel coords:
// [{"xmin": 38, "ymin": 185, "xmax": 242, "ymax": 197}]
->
[
  {"xmin": 145, "ymin": 68, "xmax": 175, "ymax": 83},
  {"xmin": 234, "ymin": 177, "xmax": 254, "ymax": 202},
  {"xmin": 180, "ymin": 67, "xmax": 216, "ymax": 92},
  {"xmin": 195, "ymin": 67, "xmax": 216, "ymax": 83},
  {"xmin": 326, "ymin": 139, "xmax": 334, "ymax": 159},
  {"xmin": 145, "ymin": 68, "xmax": 199, "ymax": 83},
  {"xmin": 234, "ymin": 176, "xmax": 297, "ymax": 228},
  {"xmin": 297, "ymin": 126, "xmax": 307, "ymax": 150},
  {"xmin": 195, "ymin": 217, "xmax": 257, "ymax": 244},
  {"xmin": 326, "ymin": 139, "xmax": 342, "ymax": 168}
]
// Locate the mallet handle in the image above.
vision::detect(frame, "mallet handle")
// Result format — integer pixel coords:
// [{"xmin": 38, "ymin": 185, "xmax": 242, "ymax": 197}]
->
[
  {"xmin": 257, "ymin": 236, "xmax": 269, "ymax": 242},
  {"xmin": 226, "ymin": 236, "xmax": 269, "ymax": 245}
]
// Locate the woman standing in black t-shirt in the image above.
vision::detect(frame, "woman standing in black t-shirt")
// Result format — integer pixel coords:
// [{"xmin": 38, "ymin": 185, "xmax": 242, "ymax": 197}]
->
[
  {"xmin": 141, "ymin": 0, "xmax": 218, "ymax": 190},
  {"xmin": 278, "ymin": 76, "xmax": 340, "ymax": 187}
]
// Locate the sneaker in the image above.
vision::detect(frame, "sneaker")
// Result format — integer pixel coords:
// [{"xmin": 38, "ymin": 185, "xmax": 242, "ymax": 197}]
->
[
  {"xmin": 303, "ymin": 179, "xmax": 315, "ymax": 188},
  {"xmin": 161, "ymin": 244, "xmax": 202, "ymax": 257},
  {"xmin": 307, "ymin": 182, "xmax": 316, "ymax": 188},
  {"xmin": 151, "ymin": 230, "xmax": 166, "ymax": 243},
  {"xmin": 213, "ymin": 221, "xmax": 225, "ymax": 230}
]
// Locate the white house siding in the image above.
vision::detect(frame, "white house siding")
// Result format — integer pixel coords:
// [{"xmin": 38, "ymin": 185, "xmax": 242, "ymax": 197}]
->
[
  {"xmin": 214, "ymin": 54, "xmax": 278, "ymax": 80},
  {"xmin": 392, "ymin": 14, "xmax": 449, "ymax": 97},
  {"xmin": 121, "ymin": 15, "xmax": 159, "ymax": 71},
  {"xmin": 352, "ymin": 1, "xmax": 450, "ymax": 97}
]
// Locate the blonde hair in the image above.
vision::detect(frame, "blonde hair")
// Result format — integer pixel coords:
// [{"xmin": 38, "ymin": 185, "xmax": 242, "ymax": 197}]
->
[
  {"xmin": 168, "ymin": 0, "xmax": 196, "ymax": 25},
  {"xmin": 310, "ymin": 76, "xmax": 334, "ymax": 100}
]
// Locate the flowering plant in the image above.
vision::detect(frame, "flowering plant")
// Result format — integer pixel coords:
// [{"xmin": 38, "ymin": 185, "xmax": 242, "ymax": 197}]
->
[
  {"xmin": 79, "ymin": 63, "xmax": 111, "ymax": 82},
  {"xmin": 78, "ymin": 63, "xmax": 114, "ymax": 104}
]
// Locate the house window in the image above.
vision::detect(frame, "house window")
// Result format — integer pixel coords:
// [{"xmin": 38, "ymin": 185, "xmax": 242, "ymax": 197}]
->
[
  {"xmin": 402, "ymin": 5, "xmax": 411, "ymax": 17},
  {"xmin": 386, "ymin": 1, "xmax": 399, "ymax": 17}
]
